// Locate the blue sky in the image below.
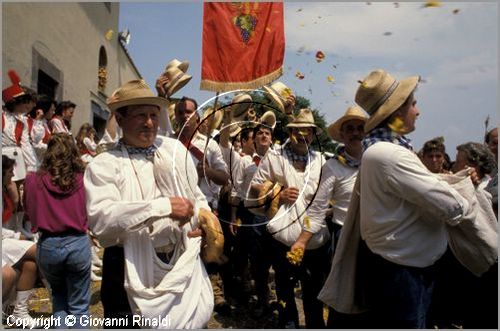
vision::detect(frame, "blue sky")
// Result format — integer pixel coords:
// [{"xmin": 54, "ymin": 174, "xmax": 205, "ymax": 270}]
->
[{"xmin": 119, "ymin": 2, "xmax": 498, "ymax": 156}]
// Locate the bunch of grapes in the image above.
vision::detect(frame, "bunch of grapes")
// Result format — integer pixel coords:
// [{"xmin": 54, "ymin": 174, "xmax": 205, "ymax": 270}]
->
[{"xmin": 236, "ymin": 14, "xmax": 257, "ymax": 44}]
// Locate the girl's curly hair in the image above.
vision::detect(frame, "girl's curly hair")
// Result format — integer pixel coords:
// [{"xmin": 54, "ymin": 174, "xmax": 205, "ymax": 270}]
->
[{"xmin": 41, "ymin": 133, "xmax": 86, "ymax": 191}]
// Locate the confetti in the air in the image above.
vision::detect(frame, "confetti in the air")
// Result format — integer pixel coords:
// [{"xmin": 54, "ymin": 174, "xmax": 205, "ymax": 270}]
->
[
  {"xmin": 423, "ymin": 1, "xmax": 442, "ymax": 8},
  {"xmin": 295, "ymin": 71, "xmax": 305, "ymax": 80},
  {"xmin": 315, "ymin": 51, "xmax": 325, "ymax": 63},
  {"xmin": 327, "ymin": 75, "xmax": 335, "ymax": 83},
  {"xmin": 383, "ymin": 31, "xmax": 393, "ymax": 36},
  {"xmin": 452, "ymin": 9, "xmax": 460, "ymax": 14}
]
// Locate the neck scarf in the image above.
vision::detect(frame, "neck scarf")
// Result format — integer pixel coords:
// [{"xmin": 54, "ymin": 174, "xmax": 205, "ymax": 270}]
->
[
  {"xmin": 362, "ymin": 126, "xmax": 413, "ymax": 153},
  {"xmin": 333, "ymin": 145, "xmax": 360, "ymax": 168},
  {"xmin": 117, "ymin": 140, "xmax": 158, "ymax": 158}
]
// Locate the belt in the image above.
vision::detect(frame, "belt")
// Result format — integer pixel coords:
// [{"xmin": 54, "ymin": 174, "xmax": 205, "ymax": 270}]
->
[{"xmin": 39, "ymin": 229, "xmax": 86, "ymax": 238}]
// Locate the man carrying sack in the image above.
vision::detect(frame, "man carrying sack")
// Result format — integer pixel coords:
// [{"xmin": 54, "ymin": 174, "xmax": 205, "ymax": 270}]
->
[{"xmin": 84, "ymin": 79, "xmax": 221, "ymax": 329}]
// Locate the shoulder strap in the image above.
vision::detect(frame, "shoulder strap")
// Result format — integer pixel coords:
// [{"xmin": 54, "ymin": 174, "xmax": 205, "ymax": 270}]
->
[{"xmin": 14, "ymin": 118, "xmax": 24, "ymax": 146}]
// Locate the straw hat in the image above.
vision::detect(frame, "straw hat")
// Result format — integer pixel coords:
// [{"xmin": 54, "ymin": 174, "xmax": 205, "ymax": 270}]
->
[
  {"xmin": 202, "ymin": 107, "xmax": 223, "ymax": 132},
  {"xmin": 327, "ymin": 106, "xmax": 368, "ymax": 142},
  {"xmin": 107, "ymin": 79, "xmax": 169, "ymax": 112},
  {"xmin": 355, "ymin": 69, "xmax": 419, "ymax": 133},
  {"xmin": 286, "ymin": 108, "xmax": 322, "ymax": 133},
  {"xmin": 262, "ymin": 81, "xmax": 293, "ymax": 114},
  {"xmin": 2, "ymin": 70, "xmax": 25, "ymax": 103},
  {"xmin": 163, "ymin": 66, "xmax": 192, "ymax": 98},
  {"xmin": 259, "ymin": 110, "xmax": 276, "ymax": 130},
  {"xmin": 165, "ymin": 58, "xmax": 189, "ymax": 73},
  {"xmin": 231, "ymin": 93, "xmax": 253, "ymax": 118}
]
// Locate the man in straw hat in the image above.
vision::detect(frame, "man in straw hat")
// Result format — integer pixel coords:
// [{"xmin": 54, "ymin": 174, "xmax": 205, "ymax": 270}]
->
[
  {"xmin": 343, "ymin": 69, "xmax": 480, "ymax": 328},
  {"xmin": 84, "ymin": 79, "xmax": 217, "ymax": 328},
  {"xmin": 301, "ymin": 105, "xmax": 369, "ymax": 327},
  {"xmin": 219, "ymin": 102, "xmax": 278, "ymax": 316},
  {"xmin": 172, "ymin": 96, "xmax": 231, "ymax": 314},
  {"xmin": 249, "ymin": 108, "xmax": 328, "ymax": 328}
]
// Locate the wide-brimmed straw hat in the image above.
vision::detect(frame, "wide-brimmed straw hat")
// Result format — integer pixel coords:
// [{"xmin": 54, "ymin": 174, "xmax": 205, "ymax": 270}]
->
[
  {"xmin": 355, "ymin": 69, "xmax": 419, "ymax": 133},
  {"xmin": 259, "ymin": 110, "xmax": 276, "ymax": 130},
  {"xmin": 286, "ymin": 108, "xmax": 322, "ymax": 134},
  {"xmin": 163, "ymin": 66, "xmax": 192, "ymax": 98},
  {"xmin": 202, "ymin": 107, "xmax": 223, "ymax": 132},
  {"xmin": 231, "ymin": 93, "xmax": 253, "ymax": 118},
  {"xmin": 107, "ymin": 79, "xmax": 169, "ymax": 112},
  {"xmin": 165, "ymin": 59, "xmax": 189, "ymax": 73},
  {"xmin": 262, "ymin": 81, "xmax": 293, "ymax": 114},
  {"xmin": 327, "ymin": 106, "xmax": 368, "ymax": 142}
]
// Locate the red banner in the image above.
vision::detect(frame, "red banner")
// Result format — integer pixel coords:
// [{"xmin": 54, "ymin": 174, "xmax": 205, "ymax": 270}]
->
[{"xmin": 200, "ymin": 2, "xmax": 285, "ymax": 92}]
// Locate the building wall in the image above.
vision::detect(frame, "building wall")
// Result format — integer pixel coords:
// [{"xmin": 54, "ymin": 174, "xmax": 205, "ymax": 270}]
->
[{"xmin": 2, "ymin": 2, "xmax": 141, "ymax": 136}]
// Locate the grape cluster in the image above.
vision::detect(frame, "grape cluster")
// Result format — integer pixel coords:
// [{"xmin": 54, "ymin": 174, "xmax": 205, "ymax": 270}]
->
[{"xmin": 236, "ymin": 15, "xmax": 257, "ymax": 44}]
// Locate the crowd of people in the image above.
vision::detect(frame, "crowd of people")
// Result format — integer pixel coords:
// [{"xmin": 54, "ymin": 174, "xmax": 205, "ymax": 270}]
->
[{"xmin": 2, "ymin": 63, "xmax": 498, "ymax": 329}]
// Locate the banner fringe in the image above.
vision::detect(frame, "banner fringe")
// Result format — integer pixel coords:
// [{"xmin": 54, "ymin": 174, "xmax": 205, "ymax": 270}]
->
[{"xmin": 200, "ymin": 67, "xmax": 283, "ymax": 92}]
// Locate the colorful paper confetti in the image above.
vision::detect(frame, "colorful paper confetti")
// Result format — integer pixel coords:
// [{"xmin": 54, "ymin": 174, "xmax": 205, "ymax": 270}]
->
[{"xmin": 315, "ymin": 50, "xmax": 325, "ymax": 63}]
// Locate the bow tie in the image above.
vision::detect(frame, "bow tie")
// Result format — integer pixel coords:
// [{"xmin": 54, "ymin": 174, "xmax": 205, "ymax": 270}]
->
[{"xmin": 252, "ymin": 155, "xmax": 261, "ymax": 166}]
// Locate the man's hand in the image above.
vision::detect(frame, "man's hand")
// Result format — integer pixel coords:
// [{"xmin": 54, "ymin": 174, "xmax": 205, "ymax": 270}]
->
[
  {"xmin": 279, "ymin": 187, "xmax": 299, "ymax": 205},
  {"xmin": 155, "ymin": 74, "xmax": 170, "ymax": 98},
  {"xmin": 467, "ymin": 167, "xmax": 481, "ymax": 187},
  {"xmin": 284, "ymin": 95, "xmax": 296, "ymax": 115},
  {"xmin": 169, "ymin": 197, "xmax": 194, "ymax": 225}
]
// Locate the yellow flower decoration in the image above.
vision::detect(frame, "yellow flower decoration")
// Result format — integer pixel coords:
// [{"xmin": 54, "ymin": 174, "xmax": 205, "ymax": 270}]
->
[
  {"xmin": 304, "ymin": 215, "xmax": 311, "ymax": 229},
  {"xmin": 337, "ymin": 155, "xmax": 347, "ymax": 166},
  {"xmin": 286, "ymin": 247, "xmax": 304, "ymax": 265},
  {"xmin": 388, "ymin": 116, "xmax": 408, "ymax": 134}
]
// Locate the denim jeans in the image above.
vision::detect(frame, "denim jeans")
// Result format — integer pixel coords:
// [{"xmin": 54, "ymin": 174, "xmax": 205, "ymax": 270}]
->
[
  {"xmin": 360, "ymin": 240, "xmax": 436, "ymax": 329},
  {"xmin": 37, "ymin": 233, "xmax": 91, "ymax": 329}
]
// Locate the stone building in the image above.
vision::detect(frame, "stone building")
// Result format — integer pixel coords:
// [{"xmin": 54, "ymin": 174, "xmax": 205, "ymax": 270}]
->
[{"xmin": 2, "ymin": 2, "xmax": 142, "ymax": 136}]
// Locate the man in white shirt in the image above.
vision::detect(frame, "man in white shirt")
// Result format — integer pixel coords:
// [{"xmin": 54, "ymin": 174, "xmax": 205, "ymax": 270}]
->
[
  {"xmin": 354, "ymin": 69, "xmax": 475, "ymax": 328},
  {"xmin": 85, "ymin": 80, "xmax": 215, "ymax": 328},
  {"xmin": 173, "ymin": 96, "xmax": 229, "ymax": 210},
  {"xmin": 308, "ymin": 106, "xmax": 367, "ymax": 327},
  {"xmin": 250, "ymin": 109, "xmax": 327, "ymax": 329},
  {"xmin": 219, "ymin": 101, "xmax": 280, "ymax": 316},
  {"xmin": 172, "ymin": 96, "xmax": 230, "ymax": 314}
]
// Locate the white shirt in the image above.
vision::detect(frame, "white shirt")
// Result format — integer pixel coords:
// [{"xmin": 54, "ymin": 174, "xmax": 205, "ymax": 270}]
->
[
  {"xmin": 49, "ymin": 117, "xmax": 70, "ymax": 134},
  {"xmin": 84, "ymin": 135, "xmax": 209, "ymax": 248},
  {"xmin": 30, "ymin": 118, "xmax": 50, "ymax": 157},
  {"xmin": 251, "ymin": 144, "xmax": 327, "ymax": 235},
  {"xmin": 220, "ymin": 145, "xmax": 262, "ymax": 200},
  {"xmin": 360, "ymin": 142, "xmax": 468, "ymax": 267},
  {"xmin": 181, "ymin": 133, "xmax": 228, "ymax": 209},
  {"xmin": 83, "ymin": 137, "xmax": 97, "ymax": 153},
  {"xmin": 2, "ymin": 111, "xmax": 39, "ymax": 172},
  {"xmin": 308, "ymin": 157, "xmax": 359, "ymax": 228}
]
